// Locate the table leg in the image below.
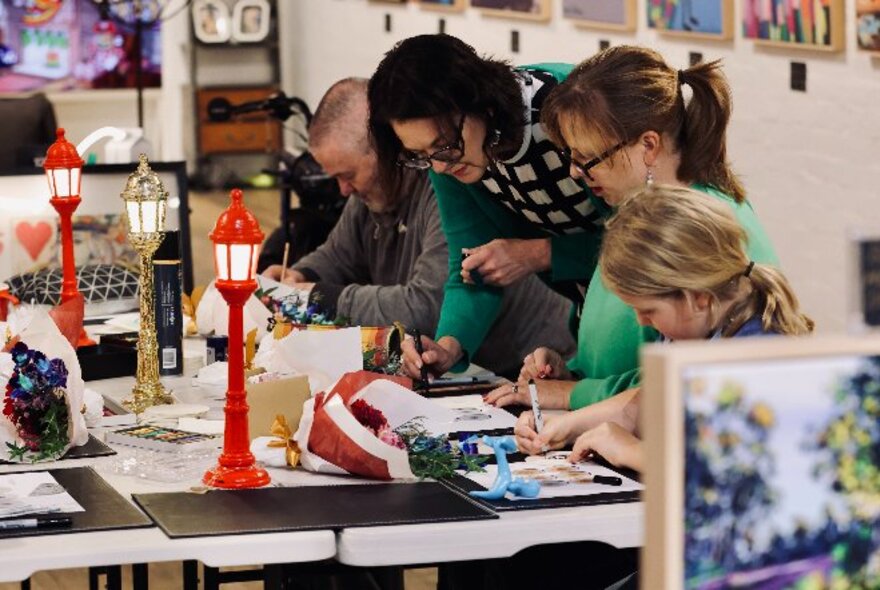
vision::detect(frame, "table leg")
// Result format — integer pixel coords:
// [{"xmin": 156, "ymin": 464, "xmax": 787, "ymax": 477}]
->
[
  {"xmin": 263, "ymin": 564, "xmax": 285, "ymax": 590},
  {"xmin": 132, "ymin": 563, "xmax": 149, "ymax": 590},
  {"xmin": 203, "ymin": 565, "xmax": 219, "ymax": 590},
  {"xmin": 183, "ymin": 560, "xmax": 199, "ymax": 590}
]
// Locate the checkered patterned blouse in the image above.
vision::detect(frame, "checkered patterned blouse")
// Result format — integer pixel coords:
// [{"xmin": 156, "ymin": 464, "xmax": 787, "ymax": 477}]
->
[{"xmin": 480, "ymin": 69, "xmax": 603, "ymax": 236}]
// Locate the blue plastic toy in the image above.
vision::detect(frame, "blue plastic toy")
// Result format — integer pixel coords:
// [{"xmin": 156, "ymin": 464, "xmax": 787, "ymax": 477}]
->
[{"xmin": 469, "ymin": 435, "xmax": 540, "ymax": 500}]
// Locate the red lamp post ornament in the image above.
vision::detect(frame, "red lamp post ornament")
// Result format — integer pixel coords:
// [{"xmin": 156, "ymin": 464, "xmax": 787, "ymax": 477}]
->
[
  {"xmin": 203, "ymin": 189, "xmax": 270, "ymax": 489},
  {"xmin": 43, "ymin": 128, "xmax": 94, "ymax": 348}
]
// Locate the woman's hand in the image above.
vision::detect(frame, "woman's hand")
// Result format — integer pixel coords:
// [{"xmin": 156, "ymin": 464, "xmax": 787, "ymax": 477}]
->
[
  {"xmin": 514, "ymin": 412, "xmax": 572, "ymax": 455},
  {"xmin": 261, "ymin": 265, "xmax": 306, "ymax": 285},
  {"xmin": 569, "ymin": 422, "xmax": 644, "ymax": 473},
  {"xmin": 400, "ymin": 334, "xmax": 462, "ymax": 379},
  {"xmin": 519, "ymin": 347, "xmax": 571, "ymax": 381},
  {"xmin": 461, "ymin": 238, "xmax": 550, "ymax": 287},
  {"xmin": 484, "ymin": 379, "xmax": 574, "ymax": 410}
]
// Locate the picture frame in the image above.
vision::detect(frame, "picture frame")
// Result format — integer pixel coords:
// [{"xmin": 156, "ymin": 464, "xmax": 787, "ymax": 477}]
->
[
  {"xmin": 232, "ymin": 0, "xmax": 272, "ymax": 43},
  {"xmin": 563, "ymin": 0, "xmax": 636, "ymax": 32},
  {"xmin": 192, "ymin": 0, "xmax": 232, "ymax": 44},
  {"xmin": 742, "ymin": 0, "xmax": 845, "ymax": 52},
  {"xmin": 642, "ymin": 335, "xmax": 880, "ymax": 589},
  {"xmin": 857, "ymin": 0, "xmax": 880, "ymax": 53},
  {"xmin": 419, "ymin": 0, "xmax": 467, "ymax": 11},
  {"xmin": 647, "ymin": 0, "xmax": 733, "ymax": 40},
  {"xmin": 470, "ymin": 0, "xmax": 551, "ymax": 22}
]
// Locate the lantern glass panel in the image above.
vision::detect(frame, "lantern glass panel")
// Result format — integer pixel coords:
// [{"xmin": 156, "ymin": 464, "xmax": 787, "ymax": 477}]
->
[
  {"xmin": 229, "ymin": 244, "xmax": 254, "ymax": 281},
  {"xmin": 215, "ymin": 244, "xmax": 229, "ymax": 281},
  {"xmin": 71, "ymin": 167, "xmax": 81, "ymax": 197},
  {"xmin": 53, "ymin": 169, "xmax": 71, "ymax": 198}
]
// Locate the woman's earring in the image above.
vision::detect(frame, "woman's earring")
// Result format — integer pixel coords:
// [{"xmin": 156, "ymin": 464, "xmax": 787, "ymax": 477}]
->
[
  {"xmin": 488, "ymin": 128, "xmax": 501, "ymax": 149},
  {"xmin": 646, "ymin": 167, "xmax": 655, "ymax": 186}
]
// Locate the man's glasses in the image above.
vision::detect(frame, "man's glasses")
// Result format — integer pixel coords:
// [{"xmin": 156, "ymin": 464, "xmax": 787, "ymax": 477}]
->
[
  {"xmin": 563, "ymin": 141, "xmax": 627, "ymax": 181},
  {"xmin": 397, "ymin": 114, "xmax": 466, "ymax": 170}
]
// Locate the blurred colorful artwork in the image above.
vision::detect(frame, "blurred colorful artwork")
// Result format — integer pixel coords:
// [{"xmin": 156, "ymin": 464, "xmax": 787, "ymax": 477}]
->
[
  {"xmin": 564, "ymin": 0, "xmax": 636, "ymax": 31},
  {"xmin": 742, "ymin": 0, "xmax": 845, "ymax": 51},
  {"xmin": 683, "ymin": 356, "xmax": 880, "ymax": 589},
  {"xmin": 471, "ymin": 0, "xmax": 551, "ymax": 21},
  {"xmin": 0, "ymin": 0, "xmax": 161, "ymax": 93},
  {"xmin": 647, "ymin": 0, "xmax": 732, "ymax": 38},
  {"xmin": 857, "ymin": 0, "xmax": 880, "ymax": 52},
  {"xmin": 419, "ymin": 0, "xmax": 466, "ymax": 10}
]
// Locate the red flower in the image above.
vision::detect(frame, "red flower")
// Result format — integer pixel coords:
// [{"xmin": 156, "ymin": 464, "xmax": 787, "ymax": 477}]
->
[{"xmin": 349, "ymin": 399, "xmax": 389, "ymax": 434}]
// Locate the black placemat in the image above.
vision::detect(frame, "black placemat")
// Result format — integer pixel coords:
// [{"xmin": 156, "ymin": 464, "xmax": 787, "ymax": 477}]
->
[
  {"xmin": 0, "ymin": 434, "xmax": 115, "ymax": 465},
  {"xmin": 442, "ymin": 466, "xmax": 641, "ymax": 512},
  {"xmin": 134, "ymin": 481, "xmax": 497, "ymax": 538},
  {"xmin": 0, "ymin": 466, "xmax": 153, "ymax": 538}
]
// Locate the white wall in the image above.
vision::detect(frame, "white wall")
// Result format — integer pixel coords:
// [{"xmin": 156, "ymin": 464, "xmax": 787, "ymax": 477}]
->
[{"xmin": 279, "ymin": 0, "xmax": 880, "ymax": 335}]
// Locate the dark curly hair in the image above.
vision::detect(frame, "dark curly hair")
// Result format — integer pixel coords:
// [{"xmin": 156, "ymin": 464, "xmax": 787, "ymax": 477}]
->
[{"xmin": 368, "ymin": 35, "xmax": 525, "ymax": 191}]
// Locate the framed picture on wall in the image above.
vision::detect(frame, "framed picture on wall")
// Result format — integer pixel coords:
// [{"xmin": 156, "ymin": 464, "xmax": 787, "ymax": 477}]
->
[
  {"xmin": 470, "ymin": 0, "xmax": 551, "ymax": 22},
  {"xmin": 857, "ymin": 0, "xmax": 880, "ymax": 53},
  {"xmin": 232, "ymin": 0, "xmax": 271, "ymax": 43},
  {"xmin": 192, "ymin": 0, "xmax": 232, "ymax": 44},
  {"xmin": 647, "ymin": 0, "xmax": 733, "ymax": 40},
  {"xmin": 742, "ymin": 0, "xmax": 845, "ymax": 52},
  {"xmin": 419, "ymin": 0, "xmax": 467, "ymax": 11},
  {"xmin": 564, "ymin": 0, "xmax": 636, "ymax": 31}
]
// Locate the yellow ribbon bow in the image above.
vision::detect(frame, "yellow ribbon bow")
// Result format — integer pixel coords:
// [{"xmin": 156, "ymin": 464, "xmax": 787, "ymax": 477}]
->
[{"xmin": 267, "ymin": 414, "xmax": 301, "ymax": 468}]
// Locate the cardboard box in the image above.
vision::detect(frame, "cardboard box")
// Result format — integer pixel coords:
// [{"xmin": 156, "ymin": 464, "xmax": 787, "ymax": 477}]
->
[{"xmin": 246, "ymin": 375, "xmax": 311, "ymax": 439}]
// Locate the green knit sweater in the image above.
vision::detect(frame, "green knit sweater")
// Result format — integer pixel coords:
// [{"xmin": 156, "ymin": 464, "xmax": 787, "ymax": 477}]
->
[
  {"xmin": 430, "ymin": 63, "xmax": 607, "ymax": 370},
  {"xmin": 566, "ymin": 184, "xmax": 780, "ymax": 409}
]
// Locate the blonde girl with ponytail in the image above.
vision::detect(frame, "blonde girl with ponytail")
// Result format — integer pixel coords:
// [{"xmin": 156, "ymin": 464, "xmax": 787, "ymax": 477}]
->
[
  {"xmin": 601, "ymin": 185, "xmax": 813, "ymax": 339},
  {"xmin": 515, "ymin": 186, "xmax": 812, "ymax": 472}
]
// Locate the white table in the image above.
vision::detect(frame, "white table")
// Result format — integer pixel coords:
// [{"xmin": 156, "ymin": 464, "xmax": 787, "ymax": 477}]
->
[{"xmin": 1, "ymin": 336, "xmax": 644, "ymax": 582}]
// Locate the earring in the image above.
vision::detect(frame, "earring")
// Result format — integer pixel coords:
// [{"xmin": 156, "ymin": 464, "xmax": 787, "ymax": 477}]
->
[
  {"xmin": 488, "ymin": 128, "xmax": 501, "ymax": 149},
  {"xmin": 646, "ymin": 167, "xmax": 655, "ymax": 186}
]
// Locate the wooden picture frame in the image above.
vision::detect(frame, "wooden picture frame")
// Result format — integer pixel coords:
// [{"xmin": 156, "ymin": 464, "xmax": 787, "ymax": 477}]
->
[
  {"xmin": 742, "ymin": 0, "xmax": 845, "ymax": 52},
  {"xmin": 192, "ymin": 0, "xmax": 232, "ymax": 44},
  {"xmin": 642, "ymin": 335, "xmax": 880, "ymax": 590},
  {"xmin": 564, "ymin": 0, "xmax": 636, "ymax": 31},
  {"xmin": 419, "ymin": 0, "xmax": 467, "ymax": 11},
  {"xmin": 470, "ymin": 0, "xmax": 551, "ymax": 22},
  {"xmin": 857, "ymin": 0, "xmax": 880, "ymax": 53},
  {"xmin": 231, "ymin": 0, "xmax": 271, "ymax": 43},
  {"xmin": 647, "ymin": 0, "xmax": 733, "ymax": 40}
]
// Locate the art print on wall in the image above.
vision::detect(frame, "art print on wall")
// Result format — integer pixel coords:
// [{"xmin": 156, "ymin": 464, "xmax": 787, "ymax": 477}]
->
[
  {"xmin": 232, "ymin": 0, "xmax": 271, "ymax": 43},
  {"xmin": 857, "ymin": 0, "xmax": 880, "ymax": 53},
  {"xmin": 470, "ymin": 0, "xmax": 551, "ymax": 22},
  {"xmin": 563, "ymin": 0, "xmax": 636, "ymax": 31},
  {"xmin": 647, "ymin": 0, "xmax": 733, "ymax": 39},
  {"xmin": 683, "ymin": 356, "xmax": 880, "ymax": 589},
  {"xmin": 192, "ymin": 0, "xmax": 232, "ymax": 44},
  {"xmin": 742, "ymin": 0, "xmax": 845, "ymax": 51},
  {"xmin": 419, "ymin": 0, "xmax": 466, "ymax": 11}
]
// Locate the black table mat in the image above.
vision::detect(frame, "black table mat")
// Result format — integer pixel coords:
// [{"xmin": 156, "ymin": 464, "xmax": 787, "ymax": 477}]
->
[
  {"xmin": 134, "ymin": 481, "xmax": 497, "ymax": 539},
  {"xmin": 0, "ymin": 434, "xmax": 115, "ymax": 465},
  {"xmin": 0, "ymin": 466, "xmax": 153, "ymax": 539},
  {"xmin": 442, "ymin": 464, "xmax": 641, "ymax": 512}
]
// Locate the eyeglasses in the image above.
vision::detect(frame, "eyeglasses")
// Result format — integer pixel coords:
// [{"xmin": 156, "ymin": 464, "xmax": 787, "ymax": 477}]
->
[
  {"xmin": 397, "ymin": 114, "xmax": 466, "ymax": 170},
  {"xmin": 563, "ymin": 141, "xmax": 627, "ymax": 181}
]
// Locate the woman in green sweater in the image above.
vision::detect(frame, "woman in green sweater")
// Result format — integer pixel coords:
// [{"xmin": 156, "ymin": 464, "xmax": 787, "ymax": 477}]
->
[
  {"xmin": 486, "ymin": 45, "xmax": 779, "ymax": 410},
  {"xmin": 368, "ymin": 34, "xmax": 605, "ymax": 378}
]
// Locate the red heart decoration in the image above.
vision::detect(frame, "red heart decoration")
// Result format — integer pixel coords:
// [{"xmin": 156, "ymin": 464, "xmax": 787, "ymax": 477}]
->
[{"xmin": 15, "ymin": 221, "xmax": 53, "ymax": 261}]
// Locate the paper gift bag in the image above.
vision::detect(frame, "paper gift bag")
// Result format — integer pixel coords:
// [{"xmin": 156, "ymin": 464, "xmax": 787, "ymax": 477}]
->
[{"xmin": 246, "ymin": 375, "xmax": 311, "ymax": 439}]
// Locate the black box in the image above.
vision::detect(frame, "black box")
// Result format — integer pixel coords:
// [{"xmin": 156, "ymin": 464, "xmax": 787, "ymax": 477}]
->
[{"xmin": 77, "ymin": 334, "xmax": 138, "ymax": 381}]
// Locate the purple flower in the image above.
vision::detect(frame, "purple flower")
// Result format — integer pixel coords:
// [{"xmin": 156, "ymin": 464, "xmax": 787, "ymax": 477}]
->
[{"xmin": 10, "ymin": 342, "xmax": 30, "ymax": 366}]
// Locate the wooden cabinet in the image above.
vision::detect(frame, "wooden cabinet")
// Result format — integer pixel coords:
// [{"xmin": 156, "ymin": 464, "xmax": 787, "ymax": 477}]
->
[{"xmin": 196, "ymin": 86, "xmax": 282, "ymax": 155}]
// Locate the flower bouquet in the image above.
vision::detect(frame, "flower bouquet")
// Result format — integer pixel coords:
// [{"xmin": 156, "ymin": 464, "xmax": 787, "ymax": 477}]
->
[
  {"xmin": 0, "ymin": 307, "xmax": 89, "ymax": 462},
  {"xmin": 294, "ymin": 371, "xmax": 487, "ymax": 480}
]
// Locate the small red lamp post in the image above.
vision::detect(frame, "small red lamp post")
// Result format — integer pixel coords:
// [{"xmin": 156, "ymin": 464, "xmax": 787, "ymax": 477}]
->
[
  {"xmin": 43, "ymin": 128, "xmax": 94, "ymax": 348},
  {"xmin": 203, "ymin": 189, "xmax": 270, "ymax": 489}
]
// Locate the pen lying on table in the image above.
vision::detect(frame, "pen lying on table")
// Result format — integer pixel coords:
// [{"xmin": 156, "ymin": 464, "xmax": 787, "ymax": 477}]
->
[{"xmin": 0, "ymin": 516, "xmax": 73, "ymax": 530}]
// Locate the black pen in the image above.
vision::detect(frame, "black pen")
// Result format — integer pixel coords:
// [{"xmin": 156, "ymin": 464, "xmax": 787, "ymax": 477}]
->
[
  {"xmin": 588, "ymin": 474, "xmax": 623, "ymax": 486},
  {"xmin": 411, "ymin": 329, "xmax": 429, "ymax": 389},
  {"xmin": 0, "ymin": 516, "xmax": 73, "ymax": 530}
]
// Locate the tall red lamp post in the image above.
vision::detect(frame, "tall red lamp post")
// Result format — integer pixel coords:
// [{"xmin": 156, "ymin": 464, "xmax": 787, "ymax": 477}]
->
[
  {"xmin": 203, "ymin": 189, "xmax": 270, "ymax": 489},
  {"xmin": 43, "ymin": 128, "xmax": 94, "ymax": 348}
]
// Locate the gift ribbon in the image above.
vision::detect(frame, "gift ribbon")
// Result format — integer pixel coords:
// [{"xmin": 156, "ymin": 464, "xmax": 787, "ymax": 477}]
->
[{"xmin": 267, "ymin": 414, "xmax": 301, "ymax": 468}]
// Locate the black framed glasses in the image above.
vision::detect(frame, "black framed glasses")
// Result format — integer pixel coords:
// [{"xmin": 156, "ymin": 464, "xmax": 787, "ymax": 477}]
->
[
  {"xmin": 563, "ymin": 141, "xmax": 627, "ymax": 181},
  {"xmin": 397, "ymin": 114, "xmax": 466, "ymax": 170}
]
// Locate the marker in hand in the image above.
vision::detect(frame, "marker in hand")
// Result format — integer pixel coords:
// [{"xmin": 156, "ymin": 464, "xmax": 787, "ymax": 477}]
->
[
  {"xmin": 411, "ymin": 329, "xmax": 429, "ymax": 389},
  {"xmin": 528, "ymin": 379, "xmax": 544, "ymax": 434}
]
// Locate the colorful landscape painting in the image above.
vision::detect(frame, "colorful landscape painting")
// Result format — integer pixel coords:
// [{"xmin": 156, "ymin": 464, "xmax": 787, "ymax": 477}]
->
[
  {"xmin": 742, "ymin": 0, "xmax": 845, "ymax": 51},
  {"xmin": 683, "ymin": 356, "xmax": 880, "ymax": 589},
  {"xmin": 470, "ymin": 0, "xmax": 551, "ymax": 21},
  {"xmin": 647, "ymin": 0, "xmax": 732, "ymax": 38}
]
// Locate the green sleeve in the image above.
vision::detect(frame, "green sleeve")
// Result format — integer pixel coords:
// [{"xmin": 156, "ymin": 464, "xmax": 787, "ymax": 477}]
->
[
  {"xmin": 549, "ymin": 232, "xmax": 603, "ymax": 282},
  {"xmin": 430, "ymin": 171, "xmax": 505, "ymax": 370},
  {"xmin": 568, "ymin": 368, "xmax": 642, "ymax": 409}
]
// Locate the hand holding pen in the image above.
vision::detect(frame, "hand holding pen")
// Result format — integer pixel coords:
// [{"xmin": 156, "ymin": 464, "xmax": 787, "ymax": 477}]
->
[
  {"xmin": 513, "ymin": 410, "xmax": 571, "ymax": 456},
  {"xmin": 410, "ymin": 329, "xmax": 430, "ymax": 389}
]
